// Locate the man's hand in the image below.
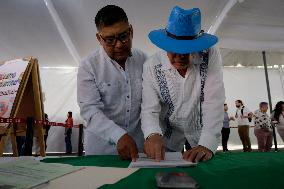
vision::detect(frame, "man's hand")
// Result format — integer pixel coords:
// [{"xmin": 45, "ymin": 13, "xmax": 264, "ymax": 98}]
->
[
  {"xmin": 183, "ymin": 145, "xmax": 213, "ymax": 163},
  {"xmin": 144, "ymin": 134, "xmax": 165, "ymax": 162},
  {"xmin": 117, "ymin": 133, "xmax": 138, "ymax": 161}
]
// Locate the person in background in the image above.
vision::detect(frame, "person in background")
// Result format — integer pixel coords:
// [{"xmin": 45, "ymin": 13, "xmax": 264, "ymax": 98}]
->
[
  {"xmin": 235, "ymin": 100, "xmax": 253, "ymax": 152},
  {"xmin": 44, "ymin": 113, "xmax": 51, "ymax": 151},
  {"xmin": 77, "ymin": 5, "xmax": 147, "ymax": 160},
  {"xmin": 271, "ymin": 101, "xmax": 284, "ymax": 142},
  {"xmin": 254, "ymin": 102, "xmax": 273, "ymax": 152},
  {"xmin": 222, "ymin": 103, "xmax": 234, "ymax": 152},
  {"xmin": 65, "ymin": 111, "xmax": 73, "ymax": 154}
]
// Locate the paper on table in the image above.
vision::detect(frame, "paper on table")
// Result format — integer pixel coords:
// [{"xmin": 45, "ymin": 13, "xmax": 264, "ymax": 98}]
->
[
  {"xmin": 0, "ymin": 159, "xmax": 82, "ymax": 189},
  {"xmin": 34, "ymin": 166, "xmax": 139, "ymax": 189},
  {"xmin": 128, "ymin": 152, "xmax": 197, "ymax": 168},
  {"xmin": 0, "ymin": 156, "xmax": 44, "ymax": 164}
]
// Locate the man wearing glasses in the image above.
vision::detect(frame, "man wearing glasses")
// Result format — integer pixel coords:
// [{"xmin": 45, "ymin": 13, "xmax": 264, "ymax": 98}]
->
[{"xmin": 77, "ymin": 5, "xmax": 147, "ymax": 160}]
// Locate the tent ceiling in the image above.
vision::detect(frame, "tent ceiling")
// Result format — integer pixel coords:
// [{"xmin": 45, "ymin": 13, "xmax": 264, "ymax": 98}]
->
[
  {"xmin": 217, "ymin": 0, "xmax": 284, "ymax": 51},
  {"xmin": 0, "ymin": 0, "xmax": 77, "ymax": 66},
  {"xmin": 220, "ymin": 48, "xmax": 284, "ymax": 67},
  {"xmin": 0, "ymin": 0, "xmax": 283, "ymax": 67}
]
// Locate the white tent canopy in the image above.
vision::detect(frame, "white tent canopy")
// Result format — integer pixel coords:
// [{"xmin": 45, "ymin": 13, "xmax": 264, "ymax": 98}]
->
[
  {"xmin": 1, "ymin": 0, "xmax": 284, "ymax": 67},
  {"xmin": 1, "ymin": 0, "xmax": 284, "ymax": 152}
]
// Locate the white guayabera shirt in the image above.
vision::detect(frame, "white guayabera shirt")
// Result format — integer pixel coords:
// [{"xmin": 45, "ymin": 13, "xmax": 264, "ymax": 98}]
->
[
  {"xmin": 141, "ymin": 48, "xmax": 225, "ymax": 153},
  {"xmin": 77, "ymin": 47, "xmax": 147, "ymax": 155}
]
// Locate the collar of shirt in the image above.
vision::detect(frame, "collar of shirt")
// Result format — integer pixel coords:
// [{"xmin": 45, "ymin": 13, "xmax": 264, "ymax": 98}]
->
[{"xmin": 100, "ymin": 47, "xmax": 133, "ymax": 69}]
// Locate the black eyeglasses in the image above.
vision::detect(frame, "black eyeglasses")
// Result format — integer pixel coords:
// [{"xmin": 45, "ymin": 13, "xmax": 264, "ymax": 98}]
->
[{"xmin": 99, "ymin": 27, "xmax": 131, "ymax": 46}]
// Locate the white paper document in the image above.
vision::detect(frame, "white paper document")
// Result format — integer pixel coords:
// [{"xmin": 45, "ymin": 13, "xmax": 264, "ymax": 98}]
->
[
  {"xmin": 128, "ymin": 152, "xmax": 197, "ymax": 168},
  {"xmin": 0, "ymin": 159, "xmax": 82, "ymax": 189},
  {"xmin": 34, "ymin": 167, "xmax": 138, "ymax": 189}
]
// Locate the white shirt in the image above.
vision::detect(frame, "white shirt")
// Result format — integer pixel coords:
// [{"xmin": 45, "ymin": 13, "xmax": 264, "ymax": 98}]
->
[
  {"xmin": 254, "ymin": 109, "xmax": 272, "ymax": 130},
  {"xmin": 235, "ymin": 106, "xmax": 251, "ymax": 126},
  {"xmin": 77, "ymin": 48, "xmax": 147, "ymax": 155},
  {"xmin": 141, "ymin": 48, "xmax": 225, "ymax": 153}
]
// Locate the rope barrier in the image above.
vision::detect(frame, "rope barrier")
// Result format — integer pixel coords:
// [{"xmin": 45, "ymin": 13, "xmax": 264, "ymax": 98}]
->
[{"xmin": 0, "ymin": 117, "xmax": 80, "ymax": 128}]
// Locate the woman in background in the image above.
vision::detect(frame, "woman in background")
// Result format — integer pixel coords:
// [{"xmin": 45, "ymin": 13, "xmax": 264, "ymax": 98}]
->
[
  {"xmin": 65, "ymin": 111, "xmax": 73, "ymax": 154},
  {"xmin": 254, "ymin": 102, "xmax": 273, "ymax": 152},
  {"xmin": 271, "ymin": 101, "xmax": 284, "ymax": 142}
]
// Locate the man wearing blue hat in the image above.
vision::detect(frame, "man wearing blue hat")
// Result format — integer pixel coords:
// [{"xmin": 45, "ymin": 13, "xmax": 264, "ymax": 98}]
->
[{"xmin": 141, "ymin": 6, "xmax": 225, "ymax": 162}]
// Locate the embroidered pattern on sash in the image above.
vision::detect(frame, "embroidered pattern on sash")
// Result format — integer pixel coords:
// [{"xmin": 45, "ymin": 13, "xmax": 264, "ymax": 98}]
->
[
  {"xmin": 199, "ymin": 50, "xmax": 209, "ymax": 128},
  {"xmin": 154, "ymin": 64, "xmax": 174, "ymax": 138},
  {"xmin": 154, "ymin": 50, "xmax": 209, "ymax": 138}
]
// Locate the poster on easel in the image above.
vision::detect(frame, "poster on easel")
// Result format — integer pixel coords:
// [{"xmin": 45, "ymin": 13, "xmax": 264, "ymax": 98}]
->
[
  {"xmin": 0, "ymin": 59, "xmax": 29, "ymax": 132},
  {"xmin": 0, "ymin": 58, "xmax": 45, "ymax": 156}
]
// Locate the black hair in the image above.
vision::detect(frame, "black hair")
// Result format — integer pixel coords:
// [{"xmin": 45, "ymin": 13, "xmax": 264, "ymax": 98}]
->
[
  {"xmin": 95, "ymin": 5, "xmax": 128, "ymax": 30},
  {"xmin": 236, "ymin": 100, "xmax": 243, "ymax": 105},
  {"xmin": 273, "ymin": 101, "xmax": 284, "ymax": 122},
  {"xmin": 68, "ymin": 111, "xmax": 72, "ymax": 118}
]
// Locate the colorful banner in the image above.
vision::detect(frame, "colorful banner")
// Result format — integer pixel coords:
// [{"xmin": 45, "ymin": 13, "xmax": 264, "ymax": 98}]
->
[{"xmin": 0, "ymin": 59, "xmax": 29, "ymax": 118}]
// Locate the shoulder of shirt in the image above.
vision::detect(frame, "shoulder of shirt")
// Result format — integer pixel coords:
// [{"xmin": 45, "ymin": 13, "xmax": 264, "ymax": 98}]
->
[
  {"xmin": 144, "ymin": 51, "xmax": 165, "ymax": 67},
  {"xmin": 131, "ymin": 48, "xmax": 147, "ymax": 58},
  {"xmin": 208, "ymin": 47, "xmax": 222, "ymax": 67},
  {"xmin": 80, "ymin": 49, "xmax": 101, "ymax": 67}
]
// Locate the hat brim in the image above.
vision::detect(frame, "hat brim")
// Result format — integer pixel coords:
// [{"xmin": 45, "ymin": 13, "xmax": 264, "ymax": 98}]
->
[{"xmin": 148, "ymin": 29, "xmax": 218, "ymax": 54}]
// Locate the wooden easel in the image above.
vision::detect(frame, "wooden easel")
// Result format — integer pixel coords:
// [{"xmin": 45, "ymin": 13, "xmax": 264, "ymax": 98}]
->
[{"xmin": 0, "ymin": 58, "xmax": 46, "ymax": 156}]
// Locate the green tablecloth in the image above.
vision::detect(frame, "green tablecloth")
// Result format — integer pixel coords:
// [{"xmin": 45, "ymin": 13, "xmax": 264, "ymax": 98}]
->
[{"xmin": 42, "ymin": 151, "xmax": 284, "ymax": 189}]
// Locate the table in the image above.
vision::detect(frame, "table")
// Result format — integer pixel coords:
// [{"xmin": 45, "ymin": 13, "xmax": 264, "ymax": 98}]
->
[{"xmin": 42, "ymin": 151, "xmax": 284, "ymax": 189}]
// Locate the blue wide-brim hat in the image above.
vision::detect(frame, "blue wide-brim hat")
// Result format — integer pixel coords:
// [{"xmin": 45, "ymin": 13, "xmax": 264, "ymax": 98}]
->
[{"xmin": 149, "ymin": 6, "xmax": 218, "ymax": 54}]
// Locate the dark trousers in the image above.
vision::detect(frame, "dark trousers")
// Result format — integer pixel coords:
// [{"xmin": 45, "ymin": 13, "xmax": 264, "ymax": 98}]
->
[
  {"xmin": 65, "ymin": 133, "xmax": 72, "ymax": 154},
  {"xmin": 44, "ymin": 135, "xmax": 48, "ymax": 150},
  {"xmin": 221, "ymin": 128, "xmax": 230, "ymax": 151},
  {"xmin": 238, "ymin": 125, "xmax": 251, "ymax": 152},
  {"xmin": 16, "ymin": 136, "xmax": 26, "ymax": 156}
]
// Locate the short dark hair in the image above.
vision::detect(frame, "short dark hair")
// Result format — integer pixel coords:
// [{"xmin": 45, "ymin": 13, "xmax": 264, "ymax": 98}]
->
[
  {"xmin": 68, "ymin": 111, "xmax": 72, "ymax": 118},
  {"xmin": 236, "ymin": 100, "xmax": 243, "ymax": 105},
  {"xmin": 95, "ymin": 5, "xmax": 128, "ymax": 30}
]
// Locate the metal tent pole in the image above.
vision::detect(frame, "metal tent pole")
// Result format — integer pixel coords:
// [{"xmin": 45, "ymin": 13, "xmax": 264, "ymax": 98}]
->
[{"xmin": 262, "ymin": 51, "xmax": 278, "ymax": 151}]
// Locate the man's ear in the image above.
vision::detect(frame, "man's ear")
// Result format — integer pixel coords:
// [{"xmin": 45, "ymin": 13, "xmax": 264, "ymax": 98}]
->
[{"xmin": 96, "ymin": 33, "xmax": 103, "ymax": 46}]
